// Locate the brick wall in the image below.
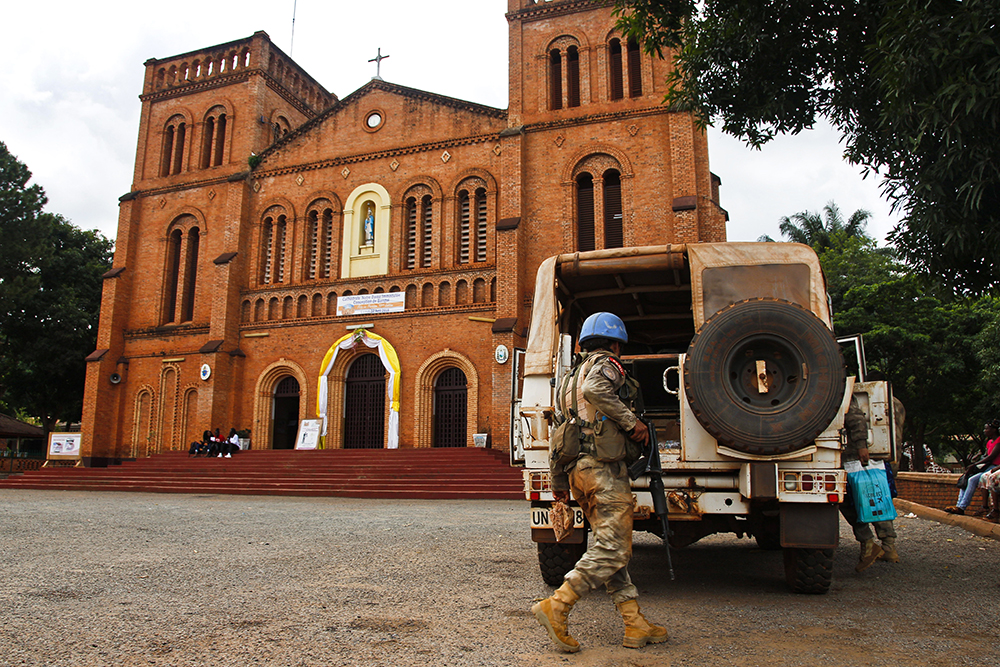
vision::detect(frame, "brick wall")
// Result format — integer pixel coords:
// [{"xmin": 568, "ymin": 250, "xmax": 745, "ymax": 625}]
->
[{"xmin": 895, "ymin": 472, "xmax": 990, "ymax": 511}]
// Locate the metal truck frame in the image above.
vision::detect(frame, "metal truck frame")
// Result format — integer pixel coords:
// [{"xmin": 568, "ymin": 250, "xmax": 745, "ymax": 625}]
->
[{"xmin": 515, "ymin": 243, "xmax": 895, "ymax": 594}]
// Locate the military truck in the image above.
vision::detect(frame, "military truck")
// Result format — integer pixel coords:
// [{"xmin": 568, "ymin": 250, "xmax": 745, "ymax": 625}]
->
[{"xmin": 515, "ymin": 243, "xmax": 896, "ymax": 594}]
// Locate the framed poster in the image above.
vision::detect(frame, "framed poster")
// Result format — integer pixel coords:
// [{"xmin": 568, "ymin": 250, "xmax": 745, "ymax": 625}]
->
[
  {"xmin": 47, "ymin": 432, "xmax": 83, "ymax": 463},
  {"xmin": 294, "ymin": 419, "xmax": 323, "ymax": 450}
]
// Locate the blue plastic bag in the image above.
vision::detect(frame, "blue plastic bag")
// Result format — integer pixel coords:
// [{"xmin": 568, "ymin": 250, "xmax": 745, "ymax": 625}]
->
[{"xmin": 844, "ymin": 460, "xmax": 898, "ymax": 523}]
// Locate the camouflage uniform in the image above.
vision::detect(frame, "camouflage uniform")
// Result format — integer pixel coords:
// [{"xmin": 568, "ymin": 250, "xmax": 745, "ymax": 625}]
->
[
  {"xmin": 552, "ymin": 351, "xmax": 640, "ymax": 604},
  {"xmin": 841, "ymin": 396, "xmax": 897, "ymax": 544}
]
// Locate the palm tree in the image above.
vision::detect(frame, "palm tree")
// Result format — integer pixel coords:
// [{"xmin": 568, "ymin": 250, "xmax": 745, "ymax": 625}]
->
[{"xmin": 779, "ymin": 201, "xmax": 872, "ymax": 251}]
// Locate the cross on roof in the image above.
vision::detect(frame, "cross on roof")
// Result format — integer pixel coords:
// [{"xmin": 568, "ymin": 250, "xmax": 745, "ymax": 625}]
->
[{"xmin": 369, "ymin": 48, "xmax": 390, "ymax": 80}]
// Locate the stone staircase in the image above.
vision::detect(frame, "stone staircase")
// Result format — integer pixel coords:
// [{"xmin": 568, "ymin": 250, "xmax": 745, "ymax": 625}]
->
[{"xmin": 0, "ymin": 448, "xmax": 525, "ymax": 500}]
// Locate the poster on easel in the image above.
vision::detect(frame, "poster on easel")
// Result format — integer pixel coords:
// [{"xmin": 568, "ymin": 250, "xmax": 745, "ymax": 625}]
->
[
  {"xmin": 294, "ymin": 419, "xmax": 323, "ymax": 450},
  {"xmin": 46, "ymin": 432, "xmax": 83, "ymax": 466}
]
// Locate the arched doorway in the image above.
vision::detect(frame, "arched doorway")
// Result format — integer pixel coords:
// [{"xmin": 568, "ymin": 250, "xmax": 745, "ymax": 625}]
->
[
  {"xmin": 272, "ymin": 375, "xmax": 300, "ymax": 450},
  {"xmin": 433, "ymin": 367, "xmax": 468, "ymax": 447},
  {"xmin": 343, "ymin": 354, "xmax": 385, "ymax": 449}
]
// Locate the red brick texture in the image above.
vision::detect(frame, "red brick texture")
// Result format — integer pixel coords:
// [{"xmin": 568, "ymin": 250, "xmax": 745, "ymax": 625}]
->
[{"xmin": 895, "ymin": 472, "xmax": 991, "ymax": 512}]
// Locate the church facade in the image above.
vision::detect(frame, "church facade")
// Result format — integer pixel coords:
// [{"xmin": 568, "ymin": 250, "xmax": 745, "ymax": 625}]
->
[{"xmin": 79, "ymin": 0, "xmax": 727, "ymax": 464}]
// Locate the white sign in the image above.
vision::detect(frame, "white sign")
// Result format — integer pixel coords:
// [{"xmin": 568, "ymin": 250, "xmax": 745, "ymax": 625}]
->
[
  {"xmin": 336, "ymin": 292, "xmax": 405, "ymax": 317},
  {"xmin": 295, "ymin": 419, "xmax": 324, "ymax": 450},
  {"xmin": 495, "ymin": 344, "xmax": 510, "ymax": 364},
  {"xmin": 200, "ymin": 363, "xmax": 211, "ymax": 380},
  {"xmin": 48, "ymin": 432, "xmax": 82, "ymax": 459}
]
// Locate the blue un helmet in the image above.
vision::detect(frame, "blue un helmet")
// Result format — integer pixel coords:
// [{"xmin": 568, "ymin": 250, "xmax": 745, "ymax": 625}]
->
[{"xmin": 579, "ymin": 312, "xmax": 628, "ymax": 345}]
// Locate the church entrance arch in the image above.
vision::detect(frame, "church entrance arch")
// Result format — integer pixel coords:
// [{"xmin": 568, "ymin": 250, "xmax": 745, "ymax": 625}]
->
[
  {"xmin": 433, "ymin": 367, "xmax": 468, "ymax": 447},
  {"xmin": 343, "ymin": 354, "xmax": 386, "ymax": 449},
  {"xmin": 272, "ymin": 375, "xmax": 300, "ymax": 450},
  {"xmin": 316, "ymin": 330, "xmax": 401, "ymax": 449}
]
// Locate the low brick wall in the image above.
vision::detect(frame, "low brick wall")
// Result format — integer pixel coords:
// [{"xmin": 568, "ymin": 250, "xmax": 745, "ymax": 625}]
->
[{"xmin": 895, "ymin": 472, "xmax": 990, "ymax": 511}]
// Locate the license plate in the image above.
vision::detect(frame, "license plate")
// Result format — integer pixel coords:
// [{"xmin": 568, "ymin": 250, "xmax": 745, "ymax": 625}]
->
[{"xmin": 530, "ymin": 506, "xmax": 585, "ymax": 529}]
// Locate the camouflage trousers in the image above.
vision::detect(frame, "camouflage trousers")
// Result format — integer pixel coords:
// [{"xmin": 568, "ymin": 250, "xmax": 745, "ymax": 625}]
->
[
  {"xmin": 563, "ymin": 456, "xmax": 638, "ymax": 604},
  {"xmin": 840, "ymin": 499, "xmax": 897, "ymax": 544}
]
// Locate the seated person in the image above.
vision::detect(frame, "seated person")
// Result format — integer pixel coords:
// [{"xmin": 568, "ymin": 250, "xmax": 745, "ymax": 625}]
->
[{"xmin": 946, "ymin": 419, "xmax": 1000, "ymax": 515}]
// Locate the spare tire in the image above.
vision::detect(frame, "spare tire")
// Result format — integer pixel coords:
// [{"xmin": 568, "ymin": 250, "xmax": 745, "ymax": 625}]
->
[{"xmin": 684, "ymin": 298, "xmax": 846, "ymax": 456}]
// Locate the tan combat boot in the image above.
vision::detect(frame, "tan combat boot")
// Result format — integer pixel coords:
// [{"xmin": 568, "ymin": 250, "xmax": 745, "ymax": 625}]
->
[
  {"xmin": 616, "ymin": 599, "xmax": 669, "ymax": 649},
  {"xmin": 879, "ymin": 537, "xmax": 900, "ymax": 563},
  {"xmin": 856, "ymin": 539, "xmax": 884, "ymax": 572},
  {"xmin": 532, "ymin": 582, "xmax": 581, "ymax": 653}
]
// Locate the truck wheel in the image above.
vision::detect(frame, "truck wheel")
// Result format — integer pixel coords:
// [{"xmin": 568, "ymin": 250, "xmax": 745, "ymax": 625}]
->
[
  {"xmin": 537, "ymin": 541, "xmax": 586, "ymax": 587},
  {"xmin": 783, "ymin": 547, "xmax": 833, "ymax": 594},
  {"xmin": 684, "ymin": 298, "xmax": 846, "ymax": 455}
]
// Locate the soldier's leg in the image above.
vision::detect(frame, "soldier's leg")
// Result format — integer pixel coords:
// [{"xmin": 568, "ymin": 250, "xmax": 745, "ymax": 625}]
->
[
  {"xmin": 874, "ymin": 520, "xmax": 900, "ymax": 562},
  {"xmin": 564, "ymin": 462, "xmax": 635, "ymax": 597}
]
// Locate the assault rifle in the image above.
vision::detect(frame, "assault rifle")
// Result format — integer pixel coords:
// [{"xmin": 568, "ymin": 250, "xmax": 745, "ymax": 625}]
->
[{"xmin": 628, "ymin": 419, "xmax": 675, "ymax": 580}]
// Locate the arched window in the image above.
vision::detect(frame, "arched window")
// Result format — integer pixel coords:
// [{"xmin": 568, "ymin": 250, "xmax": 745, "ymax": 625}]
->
[
  {"xmin": 160, "ymin": 115, "xmax": 187, "ymax": 176},
  {"xmin": 574, "ymin": 156, "xmax": 627, "ymax": 251},
  {"xmin": 567, "ymin": 46, "xmax": 580, "ymax": 108},
  {"xmin": 200, "ymin": 106, "xmax": 228, "ymax": 168},
  {"xmin": 162, "ymin": 216, "xmax": 200, "ymax": 324},
  {"xmin": 576, "ymin": 173, "xmax": 595, "ymax": 252},
  {"xmin": 549, "ymin": 49, "xmax": 563, "ymax": 110},
  {"xmin": 603, "ymin": 170, "xmax": 623, "ymax": 248},
  {"xmin": 404, "ymin": 190, "xmax": 434, "ymax": 269},
  {"xmin": 627, "ymin": 38, "xmax": 643, "ymax": 97},
  {"xmin": 609, "ymin": 38, "xmax": 624, "ymax": 101},
  {"xmin": 260, "ymin": 209, "xmax": 288, "ymax": 285}
]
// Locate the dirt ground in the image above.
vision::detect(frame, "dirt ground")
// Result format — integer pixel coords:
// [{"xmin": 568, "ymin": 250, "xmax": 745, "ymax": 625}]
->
[{"xmin": 1, "ymin": 490, "xmax": 996, "ymax": 666}]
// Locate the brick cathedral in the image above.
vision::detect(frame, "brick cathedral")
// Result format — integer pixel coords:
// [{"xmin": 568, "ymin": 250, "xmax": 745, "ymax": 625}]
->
[{"xmin": 79, "ymin": 0, "xmax": 727, "ymax": 464}]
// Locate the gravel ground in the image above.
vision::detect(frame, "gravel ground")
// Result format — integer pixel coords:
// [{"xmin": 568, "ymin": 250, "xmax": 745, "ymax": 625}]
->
[{"xmin": 1, "ymin": 489, "xmax": 997, "ymax": 667}]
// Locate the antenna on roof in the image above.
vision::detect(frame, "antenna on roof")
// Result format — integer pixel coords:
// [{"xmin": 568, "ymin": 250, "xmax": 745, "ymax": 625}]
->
[{"xmin": 290, "ymin": 0, "xmax": 298, "ymax": 56}]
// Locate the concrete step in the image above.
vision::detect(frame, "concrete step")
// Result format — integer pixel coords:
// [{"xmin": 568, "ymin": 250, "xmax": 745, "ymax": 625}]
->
[{"xmin": 0, "ymin": 448, "xmax": 526, "ymax": 500}]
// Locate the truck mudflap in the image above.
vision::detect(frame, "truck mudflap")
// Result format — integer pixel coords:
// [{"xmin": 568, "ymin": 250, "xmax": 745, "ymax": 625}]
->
[{"xmin": 780, "ymin": 502, "xmax": 840, "ymax": 549}]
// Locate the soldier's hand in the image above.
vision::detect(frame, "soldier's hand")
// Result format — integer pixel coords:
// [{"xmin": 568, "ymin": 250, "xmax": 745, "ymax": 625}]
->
[
  {"xmin": 629, "ymin": 420, "xmax": 650, "ymax": 446},
  {"xmin": 553, "ymin": 490, "xmax": 571, "ymax": 504}
]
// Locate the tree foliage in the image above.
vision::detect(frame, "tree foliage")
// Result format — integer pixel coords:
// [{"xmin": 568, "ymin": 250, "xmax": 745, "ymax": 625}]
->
[
  {"xmin": 818, "ymin": 234, "xmax": 994, "ymax": 466},
  {"xmin": 0, "ymin": 142, "xmax": 113, "ymax": 432},
  {"xmin": 615, "ymin": 0, "xmax": 1000, "ymax": 294}
]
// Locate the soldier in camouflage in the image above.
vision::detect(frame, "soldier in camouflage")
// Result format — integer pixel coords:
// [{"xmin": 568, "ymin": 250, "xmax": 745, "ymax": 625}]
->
[
  {"xmin": 532, "ymin": 312, "xmax": 668, "ymax": 653},
  {"xmin": 841, "ymin": 394, "xmax": 899, "ymax": 571}
]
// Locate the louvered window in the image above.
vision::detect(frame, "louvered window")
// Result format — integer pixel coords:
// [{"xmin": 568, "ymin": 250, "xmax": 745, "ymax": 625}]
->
[
  {"xmin": 421, "ymin": 195, "xmax": 433, "ymax": 268},
  {"xmin": 164, "ymin": 229, "xmax": 182, "ymax": 322},
  {"xmin": 180, "ymin": 228, "xmax": 199, "ymax": 321},
  {"xmin": 405, "ymin": 197, "xmax": 418, "ymax": 269},
  {"xmin": 201, "ymin": 117, "xmax": 215, "ymax": 169},
  {"xmin": 458, "ymin": 191, "xmax": 471, "ymax": 264},
  {"xmin": 307, "ymin": 211, "xmax": 319, "ymax": 280},
  {"xmin": 604, "ymin": 170, "xmax": 623, "ymax": 248},
  {"xmin": 549, "ymin": 49, "xmax": 563, "ymax": 110},
  {"xmin": 475, "ymin": 188, "xmax": 488, "ymax": 262},
  {"xmin": 262, "ymin": 221, "xmax": 274, "ymax": 284},
  {"xmin": 567, "ymin": 46, "xmax": 580, "ymax": 108},
  {"xmin": 576, "ymin": 173, "xmax": 595, "ymax": 252},
  {"xmin": 322, "ymin": 209, "xmax": 333, "ymax": 278},
  {"xmin": 609, "ymin": 39, "xmax": 624, "ymax": 100},
  {"xmin": 627, "ymin": 39, "xmax": 643, "ymax": 97},
  {"xmin": 275, "ymin": 219, "xmax": 286, "ymax": 283}
]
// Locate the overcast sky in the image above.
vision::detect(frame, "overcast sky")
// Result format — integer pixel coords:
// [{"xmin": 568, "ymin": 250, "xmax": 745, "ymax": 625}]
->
[{"xmin": 1, "ymin": 0, "xmax": 900, "ymax": 246}]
